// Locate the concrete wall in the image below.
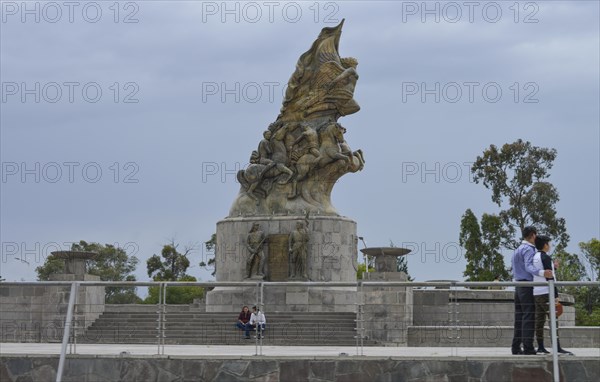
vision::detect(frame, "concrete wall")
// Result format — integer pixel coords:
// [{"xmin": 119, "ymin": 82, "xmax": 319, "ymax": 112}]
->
[
  {"xmin": 0, "ymin": 283, "xmax": 105, "ymax": 343},
  {"xmin": 413, "ymin": 289, "xmax": 576, "ymax": 327},
  {"xmin": 2, "ymin": 355, "xmax": 599, "ymax": 381},
  {"xmin": 407, "ymin": 326, "xmax": 600, "ymax": 348}
]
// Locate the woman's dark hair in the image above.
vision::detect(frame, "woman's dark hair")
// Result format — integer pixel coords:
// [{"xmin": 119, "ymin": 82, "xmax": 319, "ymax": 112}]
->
[{"xmin": 535, "ymin": 235, "xmax": 551, "ymax": 251}]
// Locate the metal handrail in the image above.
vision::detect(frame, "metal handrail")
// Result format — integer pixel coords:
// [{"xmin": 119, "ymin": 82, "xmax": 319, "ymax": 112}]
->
[
  {"xmin": 3, "ymin": 280, "xmax": 597, "ymax": 287},
  {"xmin": 548, "ymin": 280, "xmax": 559, "ymax": 382},
  {"xmin": 56, "ymin": 282, "xmax": 78, "ymax": 382},
  {"xmin": 4, "ymin": 279, "xmax": 596, "ymax": 382}
]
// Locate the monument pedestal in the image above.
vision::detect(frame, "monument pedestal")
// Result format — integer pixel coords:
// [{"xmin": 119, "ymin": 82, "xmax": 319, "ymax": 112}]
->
[
  {"xmin": 361, "ymin": 271, "xmax": 413, "ymax": 345},
  {"xmin": 205, "ymin": 215, "xmax": 359, "ymax": 312},
  {"xmin": 49, "ymin": 251, "xmax": 105, "ymax": 338}
]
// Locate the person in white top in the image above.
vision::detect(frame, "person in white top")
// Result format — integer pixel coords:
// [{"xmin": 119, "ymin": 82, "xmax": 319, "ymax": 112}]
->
[
  {"xmin": 532, "ymin": 235, "xmax": 573, "ymax": 355},
  {"xmin": 248, "ymin": 306, "xmax": 267, "ymax": 339}
]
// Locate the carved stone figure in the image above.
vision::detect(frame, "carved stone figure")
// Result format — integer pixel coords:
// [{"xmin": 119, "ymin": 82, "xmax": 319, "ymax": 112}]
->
[
  {"xmin": 228, "ymin": 19, "xmax": 364, "ymax": 217},
  {"xmin": 246, "ymin": 223, "xmax": 266, "ymax": 278},
  {"xmin": 289, "ymin": 221, "xmax": 309, "ymax": 280},
  {"xmin": 258, "ymin": 130, "xmax": 293, "ymax": 184},
  {"xmin": 278, "ymin": 19, "xmax": 360, "ymax": 123}
]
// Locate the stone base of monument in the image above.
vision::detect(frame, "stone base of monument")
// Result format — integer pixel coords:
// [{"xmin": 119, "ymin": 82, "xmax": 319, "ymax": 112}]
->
[
  {"xmin": 360, "ymin": 271, "xmax": 413, "ymax": 346},
  {"xmin": 206, "ymin": 285, "xmax": 357, "ymax": 313},
  {"xmin": 263, "ymin": 285, "xmax": 356, "ymax": 313},
  {"xmin": 206, "ymin": 215, "xmax": 359, "ymax": 312}
]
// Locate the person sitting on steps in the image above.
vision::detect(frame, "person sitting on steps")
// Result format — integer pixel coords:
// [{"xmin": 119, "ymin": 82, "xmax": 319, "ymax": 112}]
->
[
  {"xmin": 247, "ymin": 306, "xmax": 267, "ymax": 339},
  {"xmin": 235, "ymin": 306, "xmax": 252, "ymax": 339}
]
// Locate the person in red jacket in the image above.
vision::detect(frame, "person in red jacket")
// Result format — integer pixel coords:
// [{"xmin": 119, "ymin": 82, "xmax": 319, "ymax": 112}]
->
[{"xmin": 235, "ymin": 306, "xmax": 252, "ymax": 339}]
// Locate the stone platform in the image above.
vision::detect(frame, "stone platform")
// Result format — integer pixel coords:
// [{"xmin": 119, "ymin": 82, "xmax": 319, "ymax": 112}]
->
[{"xmin": 1, "ymin": 344, "xmax": 599, "ymax": 381}]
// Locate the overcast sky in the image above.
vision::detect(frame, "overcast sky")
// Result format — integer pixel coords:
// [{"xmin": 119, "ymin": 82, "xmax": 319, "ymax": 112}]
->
[{"xmin": 1, "ymin": 1, "xmax": 599, "ymax": 285}]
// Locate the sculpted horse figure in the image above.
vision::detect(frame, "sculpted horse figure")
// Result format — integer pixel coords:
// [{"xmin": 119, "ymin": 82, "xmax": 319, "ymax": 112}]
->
[{"xmin": 288, "ymin": 122, "xmax": 350, "ymax": 200}]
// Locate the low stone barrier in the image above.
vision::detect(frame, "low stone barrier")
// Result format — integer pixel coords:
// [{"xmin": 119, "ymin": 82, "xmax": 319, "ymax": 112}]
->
[{"xmin": 1, "ymin": 355, "xmax": 599, "ymax": 381}]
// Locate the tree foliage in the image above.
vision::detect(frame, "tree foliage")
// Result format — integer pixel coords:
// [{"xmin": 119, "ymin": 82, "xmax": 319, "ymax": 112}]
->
[
  {"xmin": 579, "ymin": 238, "xmax": 600, "ymax": 281},
  {"xmin": 143, "ymin": 275, "xmax": 204, "ymax": 304},
  {"xmin": 144, "ymin": 241, "xmax": 203, "ymax": 304},
  {"xmin": 390, "ymin": 240, "xmax": 413, "ymax": 281},
  {"xmin": 199, "ymin": 233, "xmax": 217, "ymax": 277},
  {"xmin": 356, "ymin": 263, "xmax": 374, "ymax": 280},
  {"xmin": 459, "ymin": 209, "xmax": 510, "ymax": 282},
  {"xmin": 553, "ymin": 250, "xmax": 585, "ymax": 283},
  {"xmin": 552, "ymin": 239, "xmax": 600, "ymax": 326},
  {"xmin": 36, "ymin": 257, "xmax": 64, "ymax": 281},
  {"xmin": 396, "ymin": 256, "xmax": 413, "ymax": 281},
  {"xmin": 146, "ymin": 241, "xmax": 193, "ymax": 281},
  {"xmin": 35, "ymin": 240, "xmax": 140, "ymax": 304},
  {"xmin": 471, "ymin": 140, "xmax": 569, "ymax": 250},
  {"xmin": 574, "ymin": 239, "xmax": 600, "ymax": 325}
]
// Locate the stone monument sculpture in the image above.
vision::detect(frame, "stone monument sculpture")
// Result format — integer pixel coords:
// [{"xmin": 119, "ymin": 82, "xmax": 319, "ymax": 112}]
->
[
  {"xmin": 231, "ymin": 18, "xmax": 364, "ymax": 217},
  {"xmin": 207, "ymin": 19, "xmax": 362, "ymax": 312},
  {"xmin": 289, "ymin": 221, "xmax": 309, "ymax": 280},
  {"xmin": 246, "ymin": 223, "xmax": 267, "ymax": 279}
]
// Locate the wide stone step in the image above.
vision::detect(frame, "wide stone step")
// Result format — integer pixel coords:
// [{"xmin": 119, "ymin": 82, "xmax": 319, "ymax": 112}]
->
[
  {"xmin": 86, "ymin": 327, "xmax": 357, "ymax": 334},
  {"xmin": 83, "ymin": 309, "xmax": 362, "ymax": 346},
  {"xmin": 81, "ymin": 339, "xmax": 369, "ymax": 346},
  {"xmin": 87, "ymin": 324, "xmax": 357, "ymax": 330},
  {"xmin": 87, "ymin": 317, "xmax": 358, "ymax": 322},
  {"xmin": 96, "ymin": 313, "xmax": 357, "ymax": 319}
]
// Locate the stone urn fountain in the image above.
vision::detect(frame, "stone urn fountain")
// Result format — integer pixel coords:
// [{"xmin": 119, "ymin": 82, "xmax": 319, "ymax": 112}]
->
[
  {"xmin": 50, "ymin": 251, "xmax": 98, "ymax": 281},
  {"xmin": 360, "ymin": 247, "xmax": 411, "ymax": 273}
]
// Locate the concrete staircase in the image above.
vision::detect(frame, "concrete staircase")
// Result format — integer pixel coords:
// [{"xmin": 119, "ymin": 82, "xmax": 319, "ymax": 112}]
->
[{"xmin": 82, "ymin": 306, "xmax": 369, "ymax": 346}]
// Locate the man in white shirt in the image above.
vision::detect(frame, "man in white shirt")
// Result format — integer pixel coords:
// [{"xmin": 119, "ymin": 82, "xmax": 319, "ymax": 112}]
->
[{"xmin": 248, "ymin": 306, "xmax": 267, "ymax": 339}]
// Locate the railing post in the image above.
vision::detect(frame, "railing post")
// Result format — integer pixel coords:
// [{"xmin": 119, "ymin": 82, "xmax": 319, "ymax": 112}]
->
[
  {"xmin": 355, "ymin": 280, "xmax": 359, "ymax": 356},
  {"xmin": 162, "ymin": 282, "xmax": 167, "ymax": 355},
  {"xmin": 157, "ymin": 283, "xmax": 162, "ymax": 355},
  {"xmin": 449, "ymin": 282, "xmax": 459, "ymax": 356},
  {"xmin": 72, "ymin": 285, "xmax": 79, "ymax": 355},
  {"xmin": 260, "ymin": 281, "xmax": 264, "ymax": 356},
  {"xmin": 548, "ymin": 280, "xmax": 559, "ymax": 382},
  {"xmin": 255, "ymin": 281, "xmax": 260, "ymax": 356},
  {"xmin": 56, "ymin": 281, "xmax": 79, "ymax": 382}
]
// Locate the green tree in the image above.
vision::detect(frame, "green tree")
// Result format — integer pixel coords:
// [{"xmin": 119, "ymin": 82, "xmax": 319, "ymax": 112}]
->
[
  {"xmin": 144, "ymin": 275, "xmax": 204, "ymax": 304},
  {"xmin": 35, "ymin": 256, "xmax": 65, "ymax": 280},
  {"xmin": 459, "ymin": 209, "xmax": 510, "ymax": 282},
  {"xmin": 199, "ymin": 233, "xmax": 217, "ymax": 277},
  {"xmin": 390, "ymin": 241, "xmax": 413, "ymax": 281},
  {"xmin": 553, "ymin": 250, "xmax": 585, "ymax": 283},
  {"xmin": 396, "ymin": 256, "xmax": 414, "ymax": 281},
  {"xmin": 471, "ymin": 140, "xmax": 569, "ymax": 250},
  {"xmin": 145, "ymin": 241, "xmax": 203, "ymax": 304},
  {"xmin": 356, "ymin": 263, "xmax": 375, "ymax": 279},
  {"xmin": 35, "ymin": 241, "xmax": 140, "ymax": 303},
  {"xmin": 575, "ymin": 239, "xmax": 600, "ymax": 325},
  {"xmin": 146, "ymin": 241, "xmax": 193, "ymax": 281},
  {"xmin": 579, "ymin": 238, "xmax": 600, "ymax": 281},
  {"xmin": 552, "ymin": 239, "xmax": 600, "ymax": 326}
]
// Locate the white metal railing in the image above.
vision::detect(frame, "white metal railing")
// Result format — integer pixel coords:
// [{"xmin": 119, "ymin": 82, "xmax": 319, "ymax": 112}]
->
[{"xmin": 1, "ymin": 280, "xmax": 598, "ymax": 382}]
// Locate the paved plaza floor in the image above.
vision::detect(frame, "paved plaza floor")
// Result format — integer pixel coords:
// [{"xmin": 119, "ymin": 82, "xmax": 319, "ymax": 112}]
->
[{"xmin": 1, "ymin": 343, "xmax": 598, "ymax": 359}]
